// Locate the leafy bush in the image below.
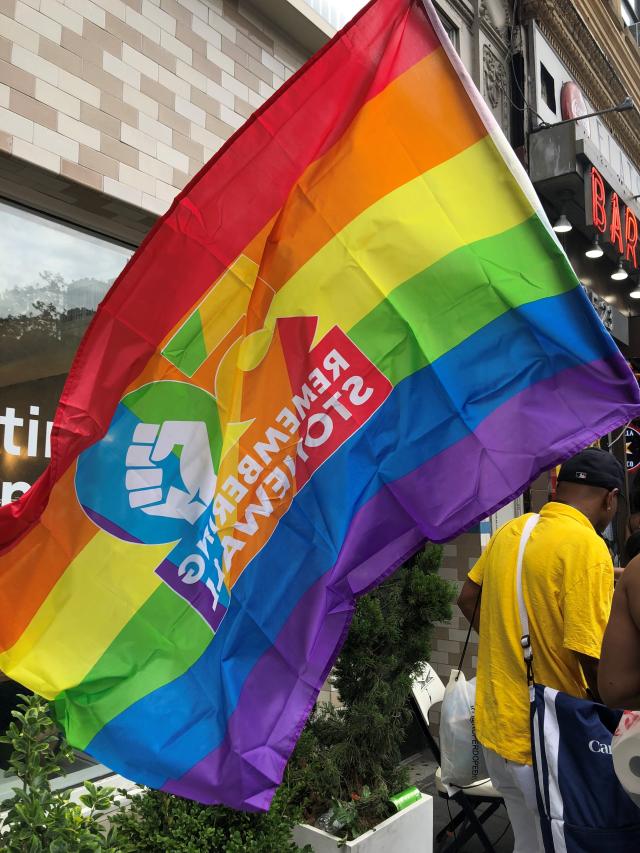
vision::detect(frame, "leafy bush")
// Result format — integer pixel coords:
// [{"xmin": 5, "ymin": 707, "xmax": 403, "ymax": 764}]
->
[
  {"xmin": 0, "ymin": 695, "xmax": 308, "ymax": 852},
  {"xmin": 110, "ymin": 787, "xmax": 308, "ymax": 853},
  {"xmin": 0, "ymin": 694, "xmax": 308, "ymax": 853},
  {"xmin": 283, "ymin": 544, "xmax": 456, "ymax": 840},
  {"xmin": 0, "ymin": 693, "xmax": 119, "ymax": 852}
]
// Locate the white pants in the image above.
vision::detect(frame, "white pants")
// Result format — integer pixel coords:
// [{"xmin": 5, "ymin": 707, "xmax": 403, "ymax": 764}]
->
[{"xmin": 483, "ymin": 746, "xmax": 544, "ymax": 853}]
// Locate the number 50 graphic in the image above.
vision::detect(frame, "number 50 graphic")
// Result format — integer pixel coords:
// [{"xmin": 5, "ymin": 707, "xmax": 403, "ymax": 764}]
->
[{"xmin": 75, "ymin": 254, "xmax": 265, "ymax": 544}]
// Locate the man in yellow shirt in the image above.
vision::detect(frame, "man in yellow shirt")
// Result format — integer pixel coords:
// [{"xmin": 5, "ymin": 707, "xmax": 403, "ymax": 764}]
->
[{"xmin": 458, "ymin": 448, "xmax": 623, "ymax": 853}]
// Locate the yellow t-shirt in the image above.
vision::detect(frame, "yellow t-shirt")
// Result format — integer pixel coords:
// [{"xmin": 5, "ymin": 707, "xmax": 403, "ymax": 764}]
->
[{"xmin": 469, "ymin": 502, "xmax": 614, "ymax": 765}]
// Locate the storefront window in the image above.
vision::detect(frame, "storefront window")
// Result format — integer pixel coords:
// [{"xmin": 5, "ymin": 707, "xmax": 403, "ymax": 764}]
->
[
  {"xmin": 307, "ymin": 0, "xmax": 459, "ymax": 49},
  {"xmin": 0, "ymin": 200, "xmax": 133, "ymax": 783},
  {"xmin": 0, "ymin": 201, "xmax": 133, "ymax": 504},
  {"xmin": 435, "ymin": 4, "xmax": 459, "ymax": 51},
  {"xmin": 305, "ymin": 0, "xmax": 367, "ymax": 28}
]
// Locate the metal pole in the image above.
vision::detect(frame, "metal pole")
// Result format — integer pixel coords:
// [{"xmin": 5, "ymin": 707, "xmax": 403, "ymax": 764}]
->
[{"xmin": 532, "ymin": 97, "xmax": 634, "ymax": 132}]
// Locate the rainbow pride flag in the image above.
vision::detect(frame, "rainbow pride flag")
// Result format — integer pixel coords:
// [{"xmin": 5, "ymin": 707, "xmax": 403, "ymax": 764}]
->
[{"xmin": 0, "ymin": 0, "xmax": 638, "ymax": 810}]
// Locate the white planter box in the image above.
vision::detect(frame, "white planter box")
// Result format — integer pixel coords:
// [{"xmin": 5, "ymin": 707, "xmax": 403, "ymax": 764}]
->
[{"xmin": 292, "ymin": 792, "xmax": 433, "ymax": 853}]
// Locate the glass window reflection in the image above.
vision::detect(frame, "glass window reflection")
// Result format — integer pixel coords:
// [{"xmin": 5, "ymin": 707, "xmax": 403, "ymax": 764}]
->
[{"xmin": 0, "ymin": 201, "xmax": 132, "ymax": 506}]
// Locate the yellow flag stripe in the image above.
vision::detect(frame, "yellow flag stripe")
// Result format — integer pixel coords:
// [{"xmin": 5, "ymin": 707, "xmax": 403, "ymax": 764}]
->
[
  {"xmin": 0, "ymin": 533, "xmax": 174, "ymax": 699},
  {"xmin": 264, "ymin": 136, "xmax": 534, "ymax": 343}
]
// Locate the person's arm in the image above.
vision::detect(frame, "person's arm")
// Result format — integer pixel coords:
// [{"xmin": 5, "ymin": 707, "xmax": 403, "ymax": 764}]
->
[
  {"xmin": 577, "ymin": 654, "xmax": 601, "ymax": 702},
  {"xmin": 459, "ymin": 535, "xmax": 491, "ymax": 634},
  {"xmin": 598, "ymin": 558, "xmax": 640, "ymax": 709},
  {"xmin": 458, "ymin": 579, "xmax": 482, "ymax": 634}
]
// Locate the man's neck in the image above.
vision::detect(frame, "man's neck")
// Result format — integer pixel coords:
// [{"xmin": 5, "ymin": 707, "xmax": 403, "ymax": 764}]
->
[{"xmin": 553, "ymin": 498, "xmax": 599, "ymax": 531}]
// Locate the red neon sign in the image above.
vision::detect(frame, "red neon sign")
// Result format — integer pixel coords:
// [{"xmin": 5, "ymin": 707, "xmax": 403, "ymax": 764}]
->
[
  {"xmin": 592, "ymin": 167, "xmax": 607, "ymax": 233},
  {"xmin": 610, "ymin": 192, "xmax": 624, "ymax": 253},
  {"xmin": 626, "ymin": 206, "xmax": 638, "ymax": 267},
  {"xmin": 590, "ymin": 166, "xmax": 639, "ymax": 269}
]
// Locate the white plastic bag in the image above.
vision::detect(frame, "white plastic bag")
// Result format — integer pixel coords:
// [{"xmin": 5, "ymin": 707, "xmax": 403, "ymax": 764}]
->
[{"xmin": 439, "ymin": 668, "xmax": 488, "ymax": 790}]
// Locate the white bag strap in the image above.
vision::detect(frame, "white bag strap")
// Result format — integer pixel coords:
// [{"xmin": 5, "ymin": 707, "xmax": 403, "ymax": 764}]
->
[{"xmin": 516, "ymin": 513, "xmax": 540, "ymax": 684}]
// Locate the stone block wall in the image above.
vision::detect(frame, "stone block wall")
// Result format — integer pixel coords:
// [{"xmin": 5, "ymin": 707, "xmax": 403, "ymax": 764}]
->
[
  {"xmin": 431, "ymin": 531, "xmax": 482, "ymax": 680},
  {"xmin": 0, "ymin": 0, "xmax": 308, "ymax": 213}
]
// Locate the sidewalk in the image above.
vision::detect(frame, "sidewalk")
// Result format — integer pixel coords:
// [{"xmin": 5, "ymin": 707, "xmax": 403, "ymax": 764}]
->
[{"xmin": 408, "ymin": 752, "xmax": 514, "ymax": 852}]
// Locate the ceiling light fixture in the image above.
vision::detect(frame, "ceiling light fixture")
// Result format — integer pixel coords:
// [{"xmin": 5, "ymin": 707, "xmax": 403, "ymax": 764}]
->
[
  {"xmin": 629, "ymin": 290, "xmax": 640, "ymax": 299},
  {"xmin": 585, "ymin": 236, "xmax": 604, "ymax": 258},
  {"xmin": 611, "ymin": 260, "xmax": 628, "ymax": 281},
  {"xmin": 553, "ymin": 213, "xmax": 572, "ymax": 233}
]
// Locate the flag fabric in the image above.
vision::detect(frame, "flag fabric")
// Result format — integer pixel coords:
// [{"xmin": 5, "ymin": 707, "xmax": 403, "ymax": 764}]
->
[{"xmin": 0, "ymin": 0, "xmax": 639, "ymax": 811}]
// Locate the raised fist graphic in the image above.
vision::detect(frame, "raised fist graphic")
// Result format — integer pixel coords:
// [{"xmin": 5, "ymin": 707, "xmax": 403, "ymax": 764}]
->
[{"xmin": 125, "ymin": 421, "xmax": 216, "ymax": 525}]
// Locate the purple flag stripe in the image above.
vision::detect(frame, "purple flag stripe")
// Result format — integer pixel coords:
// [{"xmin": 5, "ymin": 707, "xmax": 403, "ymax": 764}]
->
[
  {"xmin": 82, "ymin": 506, "xmax": 143, "ymax": 544},
  {"xmin": 162, "ymin": 356, "xmax": 636, "ymax": 808},
  {"xmin": 155, "ymin": 558, "xmax": 228, "ymax": 633}
]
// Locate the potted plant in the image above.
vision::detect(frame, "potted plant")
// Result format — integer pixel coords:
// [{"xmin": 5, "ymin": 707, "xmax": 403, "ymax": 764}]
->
[{"xmin": 285, "ymin": 545, "xmax": 455, "ymax": 852}]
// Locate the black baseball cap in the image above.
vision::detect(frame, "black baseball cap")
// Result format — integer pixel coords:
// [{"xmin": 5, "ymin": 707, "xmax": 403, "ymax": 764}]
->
[{"xmin": 558, "ymin": 447, "xmax": 625, "ymax": 494}]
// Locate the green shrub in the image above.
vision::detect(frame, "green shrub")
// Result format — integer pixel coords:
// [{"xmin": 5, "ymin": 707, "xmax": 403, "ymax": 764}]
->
[
  {"xmin": 0, "ymin": 695, "xmax": 307, "ymax": 853},
  {"xmin": 110, "ymin": 787, "xmax": 308, "ymax": 853},
  {"xmin": 0, "ymin": 693, "xmax": 119, "ymax": 852},
  {"xmin": 283, "ymin": 544, "xmax": 456, "ymax": 841}
]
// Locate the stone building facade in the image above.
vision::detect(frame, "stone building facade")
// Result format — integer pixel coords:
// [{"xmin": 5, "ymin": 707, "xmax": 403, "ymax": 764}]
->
[
  {"xmin": 522, "ymin": 0, "xmax": 640, "ymax": 169},
  {"xmin": 0, "ymin": 0, "xmax": 310, "ymax": 238}
]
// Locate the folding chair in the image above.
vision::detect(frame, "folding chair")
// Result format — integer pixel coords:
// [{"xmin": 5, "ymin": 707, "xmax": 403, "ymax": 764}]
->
[{"xmin": 411, "ymin": 663, "xmax": 504, "ymax": 853}]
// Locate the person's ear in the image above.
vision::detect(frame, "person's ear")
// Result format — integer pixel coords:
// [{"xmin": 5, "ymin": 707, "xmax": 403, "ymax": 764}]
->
[{"xmin": 608, "ymin": 488, "xmax": 620, "ymax": 512}]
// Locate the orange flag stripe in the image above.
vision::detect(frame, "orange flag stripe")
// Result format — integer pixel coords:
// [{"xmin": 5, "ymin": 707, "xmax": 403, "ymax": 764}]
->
[
  {"xmin": 254, "ymin": 46, "xmax": 486, "ymax": 297},
  {"xmin": 0, "ymin": 467, "xmax": 96, "ymax": 651}
]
